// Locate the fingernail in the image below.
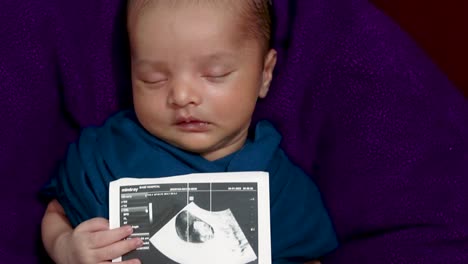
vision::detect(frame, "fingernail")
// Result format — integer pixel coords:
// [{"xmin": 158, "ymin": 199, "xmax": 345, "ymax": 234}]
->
[
  {"xmin": 136, "ymin": 238, "xmax": 144, "ymax": 246},
  {"xmin": 125, "ymin": 225, "xmax": 133, "ymax": 234}
]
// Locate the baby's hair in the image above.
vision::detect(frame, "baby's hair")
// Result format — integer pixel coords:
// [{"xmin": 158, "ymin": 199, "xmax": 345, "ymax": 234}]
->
[
  {"xmin": 127, "ymin": 0, "xmax": 273, "ymax": 51},
  {"xmin": 238, "ymin": 0, "xmax": 272, "ymax": 51}
]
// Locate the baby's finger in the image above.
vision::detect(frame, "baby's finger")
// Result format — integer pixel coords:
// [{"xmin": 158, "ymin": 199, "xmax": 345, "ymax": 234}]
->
[
  {"xmin": 76, "ymin": 217, "xmax": 110, "ymax": 233},
  {"xmin": 119, "ymin": 258, "xmax": 141, "ymax": 264},
  {"xmin": 90, "ymin": 225, "xmax": 134, "ymax": 248},
  {"xmin": 98, "ymin": 258, "xmax": 141, "ymax": 264},
  {"xmin": 94, "ymin": 237, "xmax": 143, "ymax": 261}
]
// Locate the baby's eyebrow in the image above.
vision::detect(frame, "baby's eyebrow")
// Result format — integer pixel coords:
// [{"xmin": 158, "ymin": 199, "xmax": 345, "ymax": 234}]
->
[
  {"xmin": 132, "ymin": 52, "xmax": 237, "ymax": 69},
  {"xmin": 133, "ymin": 59, "xmax": 167, "ymax": 69},
  {"xmin": 197, "ymin": 52, "xmax": 236, "ymax": 64}
]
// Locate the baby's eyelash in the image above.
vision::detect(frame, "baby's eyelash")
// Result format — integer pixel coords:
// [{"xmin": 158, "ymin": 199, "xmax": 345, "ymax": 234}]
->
[
  {"xmin": 203, "ymin": 71, "xmax": 233, "ymax": 79},
  {"xmin": 142, "ymin": 79, "xmax": 167, "ymax": 85}
]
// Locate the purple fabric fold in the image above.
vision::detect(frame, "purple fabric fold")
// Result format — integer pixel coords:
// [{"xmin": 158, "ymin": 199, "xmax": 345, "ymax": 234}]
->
[{"xmin": 0, "ymin": 0, "xmax": 466, "ymax": 263}]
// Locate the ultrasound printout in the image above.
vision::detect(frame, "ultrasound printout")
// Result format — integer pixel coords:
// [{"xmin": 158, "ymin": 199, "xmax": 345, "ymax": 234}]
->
[{"xmin": 110, "ymin": 172, "xmax": 270, "ymax": 264}]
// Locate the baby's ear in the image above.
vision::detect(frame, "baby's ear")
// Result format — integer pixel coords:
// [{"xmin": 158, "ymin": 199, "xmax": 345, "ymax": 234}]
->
[{"xmin": 259, "ymin": 49, "xmax": 277, "ymax": 98}]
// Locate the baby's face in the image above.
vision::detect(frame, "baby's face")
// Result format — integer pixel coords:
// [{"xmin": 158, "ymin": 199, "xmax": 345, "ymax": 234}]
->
[{"xmin": 129, "ymin": 2, "xmax": 276, "ymax": 160}]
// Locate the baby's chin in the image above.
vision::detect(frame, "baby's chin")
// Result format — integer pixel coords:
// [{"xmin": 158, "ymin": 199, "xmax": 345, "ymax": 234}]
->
[
  {"xmin": 165, "ymin": 139, "xmax": 217, "ymax": 155},
  {"xmin": 154, "ymin": 129, "xmax": 248, "ymax": 160},
  {"xmin": 168, "ymin": 141, "xmax": 234, "ymax": 161}
]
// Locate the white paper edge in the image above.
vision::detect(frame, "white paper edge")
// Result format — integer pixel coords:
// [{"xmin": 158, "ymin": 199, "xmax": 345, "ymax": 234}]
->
[{"xmin": 109, "ymin": 171, "xmax": 271, "ymax": 264}]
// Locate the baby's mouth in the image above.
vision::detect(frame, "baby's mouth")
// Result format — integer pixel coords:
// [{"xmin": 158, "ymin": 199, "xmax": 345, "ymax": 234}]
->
[{"xmin": 174, "ymin": 117, "xmax": 211, "ymax": 132}]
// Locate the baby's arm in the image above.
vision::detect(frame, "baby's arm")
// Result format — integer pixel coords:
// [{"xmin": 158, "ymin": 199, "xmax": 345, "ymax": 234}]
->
[{"xmin": 41, "ymin": 199, "xmax": 142, "ymax": 264}]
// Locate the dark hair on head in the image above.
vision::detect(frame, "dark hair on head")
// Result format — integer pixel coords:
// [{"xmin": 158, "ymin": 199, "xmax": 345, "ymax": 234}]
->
[
  {"xmin": 238, "ymin": 0, "xmax": 273, "ymax": 51},
  {"xmin": 127, "ymin": 0, "xmax": 273, "ymax": 51}
]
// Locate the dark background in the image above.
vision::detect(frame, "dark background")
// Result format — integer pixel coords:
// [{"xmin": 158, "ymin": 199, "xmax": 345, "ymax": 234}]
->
[{"xmin": 371, "ymin": 0, "xmax": 468, "ymax": 97}]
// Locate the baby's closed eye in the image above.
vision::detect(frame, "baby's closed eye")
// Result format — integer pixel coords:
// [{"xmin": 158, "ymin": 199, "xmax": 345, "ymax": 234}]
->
[{"xmin": 202, "ymin": 70, "xmax": 235, "ymax": 83}]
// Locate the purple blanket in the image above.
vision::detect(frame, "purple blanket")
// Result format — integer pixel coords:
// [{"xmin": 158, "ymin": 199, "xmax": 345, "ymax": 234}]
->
[{"xmin": 1, "ymin": 0, "xmax": 466, "ymax": 263}]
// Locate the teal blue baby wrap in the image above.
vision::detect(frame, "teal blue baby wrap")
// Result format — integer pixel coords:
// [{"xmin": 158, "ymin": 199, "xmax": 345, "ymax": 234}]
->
[{"xmin": 44, "ymin": 110, "xmax": 337, "ymax": 262}]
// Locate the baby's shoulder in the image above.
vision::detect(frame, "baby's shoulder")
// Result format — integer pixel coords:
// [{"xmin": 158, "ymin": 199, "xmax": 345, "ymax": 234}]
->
[
  {"xmin": 79, "ymin": 110, "xmax": 138, "ymax": 138},
  {"xmin": 73, "ymin": 110, "xmax": 144, "ymax": 153}
]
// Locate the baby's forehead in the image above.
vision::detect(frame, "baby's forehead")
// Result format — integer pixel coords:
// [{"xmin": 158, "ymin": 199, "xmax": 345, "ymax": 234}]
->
[
  {"xmin": 129, "ymin": 0, "xmax": 234, "ymax": 11},
  {"xmin": 128, "ymin": 0, "xmax": 269, "ymax": 51},
  {"xmin": 127, "ymin": 0, "xmax": 253, "ymax": 21}
]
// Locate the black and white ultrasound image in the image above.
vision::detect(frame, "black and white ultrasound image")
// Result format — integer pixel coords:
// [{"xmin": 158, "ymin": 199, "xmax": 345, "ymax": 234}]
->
[{"xmin": 120, "ymin": 182, "xmax": 259, "ymax": 264}]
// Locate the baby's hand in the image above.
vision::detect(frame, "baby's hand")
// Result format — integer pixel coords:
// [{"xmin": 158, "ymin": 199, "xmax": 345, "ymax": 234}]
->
[{"xmin": 56, "ymin": 217, "xmax": 142, "ymax": 264}]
